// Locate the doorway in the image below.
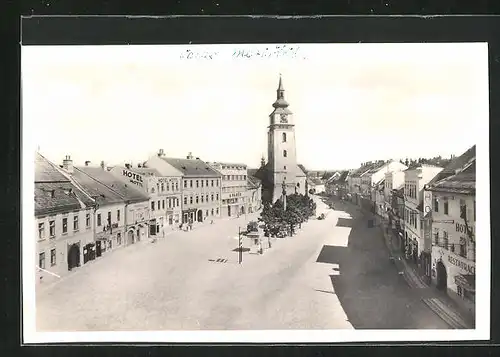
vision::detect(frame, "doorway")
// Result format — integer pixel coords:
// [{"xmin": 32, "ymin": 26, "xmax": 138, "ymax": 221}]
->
[
  {"xmin": 436, "ymin": 261, "xmax": 447, "ymax": 291},
  {"xmin": 197, "ymin": 210, "xmax": 203, "ymax": 222},
  {"xmin": 96, "ymin": 241, "xmax": 102, "ymax": 257},
  {"xmin": 128, "ymin": 230, "xmax": 134, "ymax": 245},
  {"xmin": 67, "ymin": 243, "xmax": 80, "ymax": 271}
]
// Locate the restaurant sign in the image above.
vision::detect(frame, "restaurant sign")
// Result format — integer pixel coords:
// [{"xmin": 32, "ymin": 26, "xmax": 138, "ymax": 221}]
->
[{"xmin": 448, "ymin": 254, "xmax": 475, "ymax": 275}]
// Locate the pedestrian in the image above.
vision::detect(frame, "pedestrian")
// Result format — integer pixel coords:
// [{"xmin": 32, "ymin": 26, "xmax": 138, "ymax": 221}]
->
[{"xmin": 259, "ymin": 240, "xmax": 263, "ymax": 255}]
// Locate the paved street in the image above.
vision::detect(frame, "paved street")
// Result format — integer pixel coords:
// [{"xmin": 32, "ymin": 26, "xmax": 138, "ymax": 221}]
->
[{"xmin": 36, "ymin": 197, "xmax": 449, "ymax": 331}]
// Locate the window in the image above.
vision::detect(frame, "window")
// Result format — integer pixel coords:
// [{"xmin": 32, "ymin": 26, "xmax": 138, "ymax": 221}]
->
[
  {"xmin": 117, "ymin": 209, "xmax": 120, "ymax": 222},
  {"xmin": 97, "ymin": 214, "xmax": 102, "ymax": 226},
  {"xmin": 38, "ymin": 223, "xmax": 45, "ymax": 240},
  {"xmin": 73, "ymin": 215, "xmax": 79, "ymax": 231},
  {"xmin": 216, "ymin": 208, "xmax": 219, "ymax": 215},
  {"xmin": 158, "ymin": 200, "xmax": 160, "ymax": 210},
  {"xmin": 190, "ymin": 180, "xmax": 193, "ymax": 188},
  {"xmin": 433, "ymin": 231, "xmax": 439, "ymax": 245},
  {"xmin": 284, "ymin": 166, "xmax": 287, "ymax": 170},
  {"xmin": 201, "ymin": 180, "xmax": 204, "ymax": 187},
  {"xmin": 201, "ymin": 195, "xmax": 204, "ymax": 203},
  {"xmin": 206, "ymin": 194, "xmax": 209, "ymax": 202},
  {"xmin": 108, "ymin": 211, "xmax": 111, "ymax": 225},
  {"xmin": 151, "ymin": 201, "xmax": 155, "ymax": 211},
  {"xmin": 443, "ymin": 231, "xmax": 448, "ymax": 250},
  {"xmin": 282, "ymin": 133, "xmax": 287, "ymax": 142},
  {"xmin": 157, "ymin": 183, "xmax": 160, "ymax": 192},
  {"xmin": 216, "ymin": 179, "xmax": 219, "ymax": 187},
  {"xmin": 211, "ymin": 208, "xmax": 214, "ymax": 216},
  {"xmin": 190, "ymin": 196, "xmax": 193, "ymax": 204},
  {"xmin": 166, "ymin": 183, "xmax": 170, "ymax": 191},
  {"xmin": 166, "ymin": 200, "xmax": 169, "ymax": 209},
  {"xmin": 444, "ymin": 198, "xmax": 449, "ymax": 215},
  {"xmin": 283, "ymin": 150, "xmax": 287, "ymax": 157},
  {"xmin": 39, "ymin": 252, "xmax": 45, "ymax": 269},
  {"xmin": 62, "ymin": 218, "xmax": 68, "ymax": 234},
  {"xmin": 459, "ymin": 241, "xmax": 466, "ymax": 257},
  {"xmin": 196, "ymin": 196, "xmax": 199, "ymax": 204},
  {"xmin": 184, "ymin": 180, "xmax": 187, "ymax": 188},
  {"xmin": 175, "ymin": 182, "xmax": 179, "ymax": 191},
  {"xmin": 184, "ymin": 196, "xmax": 187, "ymax": 205},
  {"xmin": 196, "ymin": 180, "xmax": 199, "ymax": 188},
  {"xmin": 151, "ymin": 187, "xmax": 155, "ymax": 193},
  {"xmin": 216, "ymin": 193, "xmax": 219, "ymax": 200},
  {"xmin": 50, "ymin": 249, "xmax": 56, "ymax": 266},
  {"xmin": 176, "ymin": 198, "xmax": 180, "ymax": 207},
  {"xmin": 460, "ymin": 199, "xmax": 467, "ymax": 220},
  {"xmin": 206, "ymin": 179, "xmax": 209, "ymax": 186},
  {"xmin": 117, "ymin": 233, "xmax": 122, "ymax": 245},
  {"xmin": 433, "ymin": 197, "xmax": 439, "ymax": 212},
  {"xmin": 211, "ymin": 180, "xmax": 214, "ymax": 187},
  {"xmin": 86, "ymin": 213, "xmax": 91, "ymax": 227},
  {"xmin": 161, "ymin": 183, "xmax": 165, "ymax": 192},
  {"xmin": 211, "ymin": 194, "xmax": 214, "ymax": 201}
]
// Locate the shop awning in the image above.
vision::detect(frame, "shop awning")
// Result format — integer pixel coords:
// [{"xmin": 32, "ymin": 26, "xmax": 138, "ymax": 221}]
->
[{"xmin": 455, "ymin": 274, "xmax": 475, "ymax": 291}]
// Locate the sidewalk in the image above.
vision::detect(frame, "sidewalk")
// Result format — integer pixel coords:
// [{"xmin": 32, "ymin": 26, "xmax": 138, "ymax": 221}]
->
[
  {"xmin": 337, "ymin": 197, "xmax": 474, "ymax": 329},
  {"xmin": 377, "ymin": 217, "xmax": 474, "ymax": 329}
]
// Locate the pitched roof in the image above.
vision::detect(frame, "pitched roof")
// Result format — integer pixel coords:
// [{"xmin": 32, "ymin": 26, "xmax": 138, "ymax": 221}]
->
[
  {"xmin": 404, "ymin": 163, "xmax": 443, "ymax": 172},
  {"xmin": 74, "ymin": 167, "xmax": 149, "ymax": 204},
  {"xmin": 70, "ymin": 168, "xmax": 126, "ymax": 206},
  {"xmin": 297, "ymin": 164, "xmax": 308, "ymax": 174},
  {"xmin": 247, "ymin": 168, "xmax": 259, "ymax": 177},
  {"xmin": 160, "ymin": 157, "xmax": 221, "ymax": 177},
  {"xmin": 134, "ymin": 167, "xmax": 163, "ymax": 176},
  {"xmin": 247, "ymin": 175, "xmax": 262, "ymax": 189},
  {"xmin": 430, "ymin": 159, "xmax": 475, "ymax": 195},
  {"xmin": 35, "ymin": 152, "xmax": 69, "ymax": 183},
  {"xmin": 443, "ymin": 145, "xmax": 476, "ymax": 174},
  {"xmin": 34, "ymin": 154, "xmax": 94, "ymax": 216}
]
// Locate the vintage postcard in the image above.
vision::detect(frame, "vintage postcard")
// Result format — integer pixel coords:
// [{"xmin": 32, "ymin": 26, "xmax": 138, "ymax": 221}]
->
[{"xmin": 21, "ymin": 42, "xmax": 490, "ymax": 343}]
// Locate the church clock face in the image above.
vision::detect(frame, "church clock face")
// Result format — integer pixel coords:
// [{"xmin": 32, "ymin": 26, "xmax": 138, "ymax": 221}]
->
[{"xmin": 280, "ymin": 113, "xmax": 288, "ymax": 123}]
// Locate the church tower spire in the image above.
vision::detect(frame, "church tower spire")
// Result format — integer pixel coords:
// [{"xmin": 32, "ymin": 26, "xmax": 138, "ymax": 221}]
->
[{"xmin": 273, "ymin": 74, "xmax": 289, "ymax": 109}]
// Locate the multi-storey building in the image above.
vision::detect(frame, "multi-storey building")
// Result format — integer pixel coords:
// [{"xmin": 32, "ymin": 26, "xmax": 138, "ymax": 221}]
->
[
  {"xmin": 403, "ymin": 164, "xmax": 443, "ymax": 269},
  {"xmin": 246, "ymin": 175, "xmax": 262, "ymax": 213},
  {"xmin": 427, "ymin": 145, "xmax": 475, "ymax": 317},
  {"xmin": 209, "ymin": 162, "xmax": 248, "ymax": 217},
  {"xmin": 382, "ymin": 170, "xmax": 406, "ymax": 220},
  {"xmin": 146, "ymin": 152, "xmax": 222, "ymax": 224},
  {"xmin": 35, "ymin": 153, "xmax": 95, "ymax": 287},
  {"xmin": 110, "ymin": 157, "xmax": 182, "ymax": 237}
]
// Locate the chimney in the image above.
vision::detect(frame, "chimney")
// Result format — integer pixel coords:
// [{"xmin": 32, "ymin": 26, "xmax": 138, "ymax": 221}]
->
[
  {"xmin": 62, "ymin": 155, "xmax": 73, "ymax": 173},
  {"xmin": 186, "ymin": 152, "xmax": 194, "ymax": 160},
  {"xmin": 100, "ymin": 161, "xmax": 105, "ymax": 169},
  {"xmin": 85, "ymin": 160, "xmax": 91, "ymax": 166},
  {"xmin": 158, "ymin": 148, "xmax": 165, "ymax": 157}
]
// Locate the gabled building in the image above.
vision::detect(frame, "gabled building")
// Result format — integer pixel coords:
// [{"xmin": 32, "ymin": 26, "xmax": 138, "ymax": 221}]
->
[
  {"xmin": 382, "ymin": 169, "xmax": 407, "ymax": 220},
  {"xmin": 35, "ymin": 153, "xmax": 95, "ymax": 286},
  {"xmin": 427, "ymin": 145, "xmax": 476, "ymax": 317},
  {"xmin": 146, "ymin": 152, "xmax": 222, "ymax": 224},
  {"xmin": 246, "ymin": 175, "xmax": 263, "ymax": 213}
]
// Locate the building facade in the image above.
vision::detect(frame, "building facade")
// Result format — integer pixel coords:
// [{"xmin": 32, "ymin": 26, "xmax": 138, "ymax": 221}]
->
[
  {"xmin": 428, "ymin": 147, "xmax": 475, "ymax": 316},
  {"xmin": 209, "ymin": 162, "xmax": 248, "ymax": 218},
  {"xmin": 246, "ymin": 175, "xmax": 262, "ymax": 213},
  {"xmin": 35, "ymin": 153, "xmax": 95, "ymax": 287},
  {"xmin": 383, "ymin": 170, "xmax": 406, "ymax": 220},
  {"xmin": 254, "ymin": 75, "xmax": 307, "ymax": 204},
  {"xmin": 403, "ymin": 164, "xmax": 443, "ymax": 267},
  {"xmin": 146, "ymin": 152, "xmax": 222, "ymax": 224}
]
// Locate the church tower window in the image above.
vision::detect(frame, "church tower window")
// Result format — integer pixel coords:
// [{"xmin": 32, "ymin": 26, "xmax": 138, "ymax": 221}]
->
[
  {"xmin": 282, "ymin": 133, "xmax": 287, "ymax": 142},
  {"xmin": 283, "ymin": 150, "xmax": 287, "ymax": 157}
]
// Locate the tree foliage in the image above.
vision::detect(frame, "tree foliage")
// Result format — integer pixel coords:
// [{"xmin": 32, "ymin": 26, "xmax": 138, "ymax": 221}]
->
[{"xmin": 258, "ymin": 193, "xmax": 317, "ymax": 237}]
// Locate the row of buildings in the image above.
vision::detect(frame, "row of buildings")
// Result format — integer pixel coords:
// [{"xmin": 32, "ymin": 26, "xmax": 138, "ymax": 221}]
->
[
  {"xmin": 35, "ymin": 150, "xmax": 262, "ymax": 287},
  {"xmin": 325, "ymin": 145, "xmax": 476, "ymax": 318}
]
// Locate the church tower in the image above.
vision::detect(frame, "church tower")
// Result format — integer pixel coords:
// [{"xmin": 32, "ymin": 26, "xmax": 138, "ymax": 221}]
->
[{"xmin": 267, "ymin": 75, "xmax": 303, "ymax": 203}]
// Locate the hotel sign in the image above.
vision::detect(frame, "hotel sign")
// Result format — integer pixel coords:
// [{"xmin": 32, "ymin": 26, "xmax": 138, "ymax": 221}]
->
[
  {"xmin": 448, "ymin": 254, "xmax": 475, "ymax": 275},
  {"xmin": 122, "ymin": 169, "xmax": 144, "ymax": 187}
]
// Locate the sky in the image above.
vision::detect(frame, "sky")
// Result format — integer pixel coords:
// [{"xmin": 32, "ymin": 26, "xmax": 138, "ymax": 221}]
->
[{"xmin": 22, "ymin": 43, "xmax": 488, "ymax": 170}]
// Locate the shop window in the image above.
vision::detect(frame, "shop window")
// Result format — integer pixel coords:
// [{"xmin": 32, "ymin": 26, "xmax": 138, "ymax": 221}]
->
[
  {"xmin": 50, "ymin": 248, "xmax": 56, "ymax": 266},
  {"xmin": 62, "ymin": 218, "xmax": 68, "ymax": 234},
  {"xmin": 39, "ymin": 252, "xmax": 45, "ymax": 269}
]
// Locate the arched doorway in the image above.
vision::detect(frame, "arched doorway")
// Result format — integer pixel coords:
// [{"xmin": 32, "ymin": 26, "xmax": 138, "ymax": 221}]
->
[
  {"xmin": 67, "ymin": 243, "xmax": 80, "ymax": 271},
  {"xmin": 197, "ymin": 209, "xmax": 203, "ymax": 222},
  {"xmin": 436, "ymin": 261, "xmax": 447, "ymax": 291},
  {"xmin": 128, "ymin": 230, "xmax": 134, "ymax": 245}
]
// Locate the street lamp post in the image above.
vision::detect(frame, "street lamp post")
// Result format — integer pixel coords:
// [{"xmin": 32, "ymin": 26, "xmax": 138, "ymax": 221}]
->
[{"xmin": 238, "ymin": 226, "xmax": 242, "ymax": 264}]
